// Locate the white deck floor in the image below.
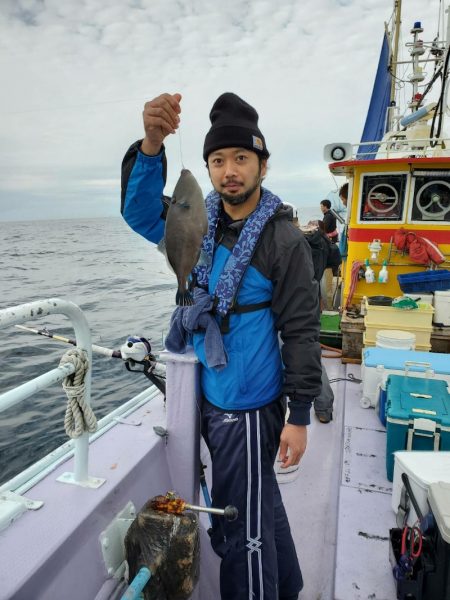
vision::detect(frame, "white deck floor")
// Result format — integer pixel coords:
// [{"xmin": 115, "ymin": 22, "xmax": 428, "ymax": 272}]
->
[{"xmin": 282, "ymin": 358, "xmax": 397, "ymax": 600}]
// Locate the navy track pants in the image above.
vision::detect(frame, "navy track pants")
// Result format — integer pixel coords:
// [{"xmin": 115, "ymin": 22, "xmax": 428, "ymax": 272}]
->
[{"xmin": 201, "ymin": 397, "xmax": 303, "ymax": 600}]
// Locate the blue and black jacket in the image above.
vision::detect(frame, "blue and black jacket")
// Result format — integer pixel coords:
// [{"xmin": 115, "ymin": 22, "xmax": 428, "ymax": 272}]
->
[{"xmin": 121, "ymin": 141, "xmax": 322, "ymax": 425}]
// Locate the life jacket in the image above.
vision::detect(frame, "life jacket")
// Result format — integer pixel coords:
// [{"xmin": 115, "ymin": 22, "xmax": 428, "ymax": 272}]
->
[
  {"xmin": 193, "ymin": 188, "xmax": 281, "ymax": 327},
  {"xmin": 393, "ymin": 228, "xmax": 415, "ymax": 251},
  {"xmin": 408, "ymin": 237, "xmax": 431, "ymax": 265},
  {"xmin": 393, "ymin": 228, "xmax": 445, "ymax": 265},
  {"xmin": 422, "ymin": 237, "xmax": 445, "ymax": 264}
]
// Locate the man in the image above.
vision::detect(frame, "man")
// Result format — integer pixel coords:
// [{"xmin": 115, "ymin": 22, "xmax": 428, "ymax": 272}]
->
[
  {"xmin": 319, "ymin": 199, "xmax": 338, "ymax": 243},
  {"xmin": 302, "ymin": 223, "xmax": 336, "ymax": 423},
  {"xmin": 338, "ymin": 183, "xmax": 349, "ymax": 259},
  {"xmin": 339, "ymin": 183, "xmax": 348, "ymax": 208},
  {"xmin": 121, "ymin": 92, "xmax": 322, "ymax": 600}
]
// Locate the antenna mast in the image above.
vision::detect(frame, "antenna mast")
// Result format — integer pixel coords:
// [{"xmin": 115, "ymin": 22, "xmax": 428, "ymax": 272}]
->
[{"xmin": 388, "ymin": 0, "xmax": 402, "ymax": 130}]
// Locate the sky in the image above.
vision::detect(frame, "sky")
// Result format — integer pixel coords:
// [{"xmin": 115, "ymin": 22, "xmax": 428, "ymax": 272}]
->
[{"xmin": 0, "ymin": 0, "xmax": 446, "ymax": 221}]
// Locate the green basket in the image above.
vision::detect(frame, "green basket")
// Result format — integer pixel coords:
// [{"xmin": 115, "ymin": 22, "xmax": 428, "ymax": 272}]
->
[
  {"xmin": 320, "ymin": 312, "xmax": 341, "ymax": 333},
  {"xmin": 320, "ymin": 312, "xmax": 342, "ymax": 349}
]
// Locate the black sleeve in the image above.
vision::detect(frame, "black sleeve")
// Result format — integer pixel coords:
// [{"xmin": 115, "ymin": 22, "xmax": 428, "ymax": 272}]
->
[
  {"xmin": 120, "ymin": 140, "xmax": 168, "ymax": 215},
  {"xmin": 306, "ymin": 231, "xmax": 329, "ymax": 282},
  {"xmin": 322, "ymin": 211, "xmax": 336, "ymax": 234},
  {"xmin": 270, "ymin": 233, "xmax": 322, "ymax": 425}
]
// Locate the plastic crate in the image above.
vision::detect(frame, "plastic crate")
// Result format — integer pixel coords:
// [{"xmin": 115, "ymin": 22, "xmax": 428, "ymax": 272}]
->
[
  {"xmin": 320, "ymin": 311, "xmax": 341, "ymax": 332},
  {"xmin": 397, "ymin": 270, "xmax": 450, "ymax": 293},
  {"xmin": 364, "ymin": 322, "xmax": 432, "ymax": 347},
  {"xmin": 364, "ymin": 301, "xmax": 434, "ymax": 328}
]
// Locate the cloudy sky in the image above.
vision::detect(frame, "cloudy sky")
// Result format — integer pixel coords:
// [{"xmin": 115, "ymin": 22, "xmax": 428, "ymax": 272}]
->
[{"xmin": 0, "ymin": 0, "xmax": 445, "ymax": 221}]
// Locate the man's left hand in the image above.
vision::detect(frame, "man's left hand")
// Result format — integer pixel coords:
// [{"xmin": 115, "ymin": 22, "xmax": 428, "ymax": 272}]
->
[{"xmin": 278, "ymin": 424, "xmax": 307, "ymax": 468}]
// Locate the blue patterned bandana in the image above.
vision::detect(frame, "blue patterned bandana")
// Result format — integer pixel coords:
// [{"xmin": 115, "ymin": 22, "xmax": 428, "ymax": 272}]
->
[{"xmin": 194, "ymin": 188, "xmax": 281, "ymax": 317}]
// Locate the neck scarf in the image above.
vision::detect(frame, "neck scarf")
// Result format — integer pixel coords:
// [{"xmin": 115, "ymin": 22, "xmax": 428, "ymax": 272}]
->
[{"xmin": 194, "ymin": 187, "xmax": 281, "ymax": 317}]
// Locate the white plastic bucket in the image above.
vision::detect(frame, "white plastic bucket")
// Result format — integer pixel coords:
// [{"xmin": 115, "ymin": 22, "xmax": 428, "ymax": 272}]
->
[
  {"xmin": 375, "ymin": 329, "xmax": 416, "ymax": 350},
  {"xmin": 434, "ymin": 291, "xmax": 450, "ymax": 326}
]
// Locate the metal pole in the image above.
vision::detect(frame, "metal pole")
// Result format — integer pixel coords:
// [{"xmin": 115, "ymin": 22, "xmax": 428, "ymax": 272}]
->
[
  {"xmin": 0, "ymin": 364, "xmax": 75, "ymax": 414},
  {"xmin": 446, "ymin": 4, "xmax": 450, "ymax": 52},
  {"xmin": 184, "ymin": 503, "xmax": 238, "ymax": 521},
  {"xmin": 389, "ymin": 0, "xmax": 402, "ymax": 130}
]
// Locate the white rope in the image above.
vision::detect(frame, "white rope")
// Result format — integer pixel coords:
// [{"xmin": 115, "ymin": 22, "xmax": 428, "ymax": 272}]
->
[{"xmin": 59, "ymin": 348, "xmax": 97, "ymax": 439}]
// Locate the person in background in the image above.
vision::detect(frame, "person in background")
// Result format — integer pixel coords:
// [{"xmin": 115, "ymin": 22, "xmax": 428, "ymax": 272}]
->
[
  {"xmin": 339, "ymin": 183, "xmax": 348, "ymax": 208},
  {"xmin": 300, "ymin": 222, "xmax": 337, "ymax": 424},
  {"xmin": 317, "ymin": 220, "xmax": 335, "ymax": 310},
  {"xmin": 121, "ymin": 91, "xmax": 322, "ymax": 600},
  {"xmin": 338, "ymin": 183, "xmax": 349, "ymax": 259},
  {"xmin": 320, "ymin": 199, "xmax": 339, "ymax": 244}
]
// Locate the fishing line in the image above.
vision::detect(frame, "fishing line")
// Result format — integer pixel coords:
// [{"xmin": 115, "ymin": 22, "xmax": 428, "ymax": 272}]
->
[{"xmin": 178, "ymin": 126, "xmax": 186, "ymax": 169}]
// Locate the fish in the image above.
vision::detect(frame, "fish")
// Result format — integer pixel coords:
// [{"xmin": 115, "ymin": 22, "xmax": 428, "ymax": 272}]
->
[{"xmin": 160, "ymin": 169, "xmax": 208, "ymax": 306}]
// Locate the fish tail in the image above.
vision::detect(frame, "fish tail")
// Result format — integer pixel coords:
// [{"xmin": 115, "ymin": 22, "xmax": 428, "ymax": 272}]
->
[{"xmin": 176, "ymin": 289, "xmax": 195, "ymax": 306}]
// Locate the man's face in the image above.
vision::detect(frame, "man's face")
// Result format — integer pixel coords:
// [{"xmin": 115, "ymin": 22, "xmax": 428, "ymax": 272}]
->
[
  {"xmin": 207, "ymin": 148, "xmax": 267, "ymax": 206},
  {"xmin": 320, "ymin": 203, "xmax": 327, "ymax": 214}
]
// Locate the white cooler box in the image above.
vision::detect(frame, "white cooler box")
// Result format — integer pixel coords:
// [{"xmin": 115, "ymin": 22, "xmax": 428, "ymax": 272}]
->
[
  {"xmin": 360, "ymin": 347, "xmax": 450, "ymax": 408},
  {"xmin": 392, "ymin": 451, "xmax": 450, "ymax": 526},
  {"xmin": 434, "ymin": 291, "xmax": 450, "ymax": 326}
]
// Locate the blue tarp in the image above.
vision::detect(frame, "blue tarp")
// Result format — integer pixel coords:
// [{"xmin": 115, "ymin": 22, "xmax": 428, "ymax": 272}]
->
[{"xmin": 357, "ymin": 34, "xmax": 392, "ymax": 160}]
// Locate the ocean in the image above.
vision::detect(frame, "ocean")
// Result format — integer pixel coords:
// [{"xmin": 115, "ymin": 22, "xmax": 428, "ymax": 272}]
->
[{"xmin": 0, "ymin": 210, "xmax": 319, "ymax": 484}]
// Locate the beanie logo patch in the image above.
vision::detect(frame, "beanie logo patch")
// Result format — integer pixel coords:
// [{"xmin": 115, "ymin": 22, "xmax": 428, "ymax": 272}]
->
[{"xmin": 252, "ymin": 136, "xmax": 263, "ymax": 151}]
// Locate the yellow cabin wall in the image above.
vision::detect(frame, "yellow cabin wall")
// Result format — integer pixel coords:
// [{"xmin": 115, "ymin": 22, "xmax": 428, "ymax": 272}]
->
[{"xmin": 341, "ymin": 162, "xmax": 450, "ymax": 307}]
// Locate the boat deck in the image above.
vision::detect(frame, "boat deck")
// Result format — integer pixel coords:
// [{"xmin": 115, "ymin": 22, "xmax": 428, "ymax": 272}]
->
[
  {"xmin": 286, "ymin": 357, "xmax": 397, "ymax": 600},
  {"xmin": 0, "ymin": 355, "xmax": 399, "ymax": 599}
]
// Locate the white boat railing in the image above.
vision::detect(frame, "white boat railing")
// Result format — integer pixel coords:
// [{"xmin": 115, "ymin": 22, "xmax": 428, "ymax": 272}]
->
[
  {"xmin": 354, "ymin": 137, "xmax": 450, "ymax": 160},
  {"xmin": 0, "ymin": 298, "xmax": 97, "ymax": 490}
]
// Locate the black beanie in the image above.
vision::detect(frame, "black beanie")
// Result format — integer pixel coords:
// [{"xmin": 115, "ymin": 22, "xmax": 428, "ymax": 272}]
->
[{"xmin": 203, "ymin": 92, "xmax": 269, "ymax": 161}]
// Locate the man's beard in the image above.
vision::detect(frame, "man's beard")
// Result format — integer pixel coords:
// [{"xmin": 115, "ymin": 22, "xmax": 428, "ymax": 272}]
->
[{"xmin": 219, "ymin": 171, "xmax": 262, "ymax": 206}]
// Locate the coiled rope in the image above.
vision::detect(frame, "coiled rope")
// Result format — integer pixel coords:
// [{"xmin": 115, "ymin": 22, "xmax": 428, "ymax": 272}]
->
[{"xmin": 59, "ymin": 348, "xmax": 97, "ymax": 438}]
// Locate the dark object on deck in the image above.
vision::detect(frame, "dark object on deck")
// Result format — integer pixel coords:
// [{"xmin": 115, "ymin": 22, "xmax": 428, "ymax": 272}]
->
[
  {"xmin": 367, "ymin": 295, "xmax": 393, "ymax": 306},
  {"xmin": 125, "ymin": 495, "xmax": 200, "ymax": 600},
  {"xmin": 340, "ymin": 311, "xmax": 365, "ymax": 363},
  {"xmin": 389, "ymin": 527, "xmax": 434, "ymax": 600}
]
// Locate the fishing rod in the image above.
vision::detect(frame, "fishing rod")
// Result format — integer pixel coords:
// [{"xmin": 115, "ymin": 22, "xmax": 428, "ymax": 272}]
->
[
  {"xmin": 15, "ymin": 325, "xmax": 167, "ymax": 394},
  {"xmin": 15, "ymin": 324, "xmax": 122, "ymax": 358}
]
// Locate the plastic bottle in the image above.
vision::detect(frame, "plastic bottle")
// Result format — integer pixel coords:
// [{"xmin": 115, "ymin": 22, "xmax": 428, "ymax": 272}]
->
[
  {"xmin": 364, "ymin": 259, "xmax": 375, "ymax": 284},
  {"xmin": 378, "ymin": 261, "xmax": 389, "ymax": 283}
]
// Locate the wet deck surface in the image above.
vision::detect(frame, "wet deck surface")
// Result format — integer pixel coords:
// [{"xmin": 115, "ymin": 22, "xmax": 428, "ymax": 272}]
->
[{"xmin": 282, "ymin": 358, "xmax": 397, "ymax": 600}]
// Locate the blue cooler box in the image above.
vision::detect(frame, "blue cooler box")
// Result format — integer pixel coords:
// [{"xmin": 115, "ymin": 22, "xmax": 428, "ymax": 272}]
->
[
  {"xmin": 361, "ymin": 347, "xmax": 450, "ymax": 411},
  {"xmin": 385, "ymin": 375, "xmax": 450, "ymax": 481}
]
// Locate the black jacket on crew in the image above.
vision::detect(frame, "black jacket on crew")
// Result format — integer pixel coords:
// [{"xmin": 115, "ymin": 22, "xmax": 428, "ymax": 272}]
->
[{"xmin": 322, "ymin": 210, "xmax": 338, "ymax": 242}]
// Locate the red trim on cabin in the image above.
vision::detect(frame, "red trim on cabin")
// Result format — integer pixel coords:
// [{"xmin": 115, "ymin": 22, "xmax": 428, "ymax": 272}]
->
[
  {"xmin": 348, "ymin": 228, "xmax": 450, "ymax": 243},
  {"xmin": 330, "ymin": 157, "xmax": 450, "ymax": 168}
]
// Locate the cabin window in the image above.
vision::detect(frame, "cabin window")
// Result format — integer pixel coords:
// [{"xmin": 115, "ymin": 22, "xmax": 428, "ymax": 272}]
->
[
  {"xmin": 359, "ymin": 174, "xmax": 406, "ymax": 221},
  {"xmin": 411, "ymin": 172, "xmax": 450, "ymax": 222}
]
